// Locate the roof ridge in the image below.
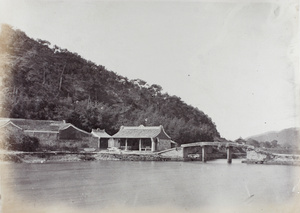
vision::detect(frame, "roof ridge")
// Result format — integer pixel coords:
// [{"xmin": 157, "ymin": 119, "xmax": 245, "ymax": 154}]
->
[
  {"xmin": 122, "ymin": 126, "xmax": 161, "ymax": 129},
  {"xmin": 92, "ymin": 128, "xmax": 106, "ymax": 132},
  {"xmin": 113, "ymin": 125, "xmax": 170, "ymax": 139},
  {"xmin": 59, "ymin": 123, "xmax": 90, "ymax": 135},
  {"xmin": 0, "ymin": 120, "xmax": 23, "ymax": 130},
  {"xmin": 0, "ymin": 118, "xmax": 62, "ymax": 122}
]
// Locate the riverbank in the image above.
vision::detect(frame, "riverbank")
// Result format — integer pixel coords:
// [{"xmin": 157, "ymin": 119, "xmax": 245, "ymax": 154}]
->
[
  {"xmin": 242, "ymin": 159, "xmax": 300, "ymax": 166},
  {"xmin": 0, "ymin": 150, "xmax": 184, "ymax": 163},
  {"xmin": 2, "ymin": 149, "xmax": 300, "ymax": 166},
  {"xmin": 242, "ymin": 149, "xmax": 300, "ymax": 166}
]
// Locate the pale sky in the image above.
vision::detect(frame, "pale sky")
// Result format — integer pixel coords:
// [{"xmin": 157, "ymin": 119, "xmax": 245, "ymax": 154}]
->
[{"xmin": 0, "ymin": 0, "xmax": 299, "ymax": 140}]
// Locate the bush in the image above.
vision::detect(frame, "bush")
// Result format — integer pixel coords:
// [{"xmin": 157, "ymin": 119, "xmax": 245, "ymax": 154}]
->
[
  {"xmin": 0, "ymin": 131, "xmax": 40, "ymax": 152},
  {"xmin": 0, "ymin": 130, "xmax": 21, "ymax": 150},
  {"xmin": 40, "ymin": 144, "xmax": 59, "ymax": 151},
  {"xmin": 1, "ymin": 135, "xmax": 18, "ymax": 150},
  {"xmin": 79, "ymin": 154, "xmax": 95, "ymax": 161},
  {"xmin": 61, "ymin": 146, "xmax": 78, "ymax": 152},
  {"xmin": 39, "ymin": 144, "xmax": 79, "ymax": 152},
  {"xmin": 19, "ymin": 135, "xmax": 40, "ymax": 152},
  {"xmin": 81, "ymin": 143, "xmax": 89, "ymax": 148}
]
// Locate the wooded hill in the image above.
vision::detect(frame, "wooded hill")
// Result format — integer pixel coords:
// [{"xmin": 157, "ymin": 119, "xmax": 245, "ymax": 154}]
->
[
  {"xmin": 245, "ymin": 127, "xmax": 299, "ymax": 148},
  {"xmin": 0, "ymin": 24, "xmax": 220, "ymax": 144}
]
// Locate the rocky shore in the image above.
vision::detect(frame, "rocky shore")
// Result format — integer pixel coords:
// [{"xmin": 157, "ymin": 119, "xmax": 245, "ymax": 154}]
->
[
  {"xmin": 242, "ymin": 159, "xmax": 300, "ymax": 166},
  {"xmin": 0, "ymin": 151, "xmax": 184, "ymax": 163},
  {"xmin": 242, "ymin": 149, "xmax": 300, "ymax": 166},
  {"xmin": 2, "ymin": 149, "xmax": 299, "ymax": 166}
]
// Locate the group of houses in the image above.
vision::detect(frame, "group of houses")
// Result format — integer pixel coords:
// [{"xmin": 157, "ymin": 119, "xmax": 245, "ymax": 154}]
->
[{"xmin": 0, "ymin": 118, "xmax": 177, "ymax": 152}]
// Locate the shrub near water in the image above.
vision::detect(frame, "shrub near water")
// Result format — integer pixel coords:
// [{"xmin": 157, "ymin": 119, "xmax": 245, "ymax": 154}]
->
[
  {"xmin": 0, "ymin": 131, "xmax": 40, "ymax": 152},
  {"xmin": 19, "ymin": 135, "xmax": 40, "ymax": 152},
  {"xmin": 39, "ymin": 144, "xmax": 79, "ymax": 152}
]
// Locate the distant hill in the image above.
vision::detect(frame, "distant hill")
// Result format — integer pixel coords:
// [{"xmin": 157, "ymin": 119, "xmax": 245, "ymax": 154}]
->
[
  {"xmin": 0, "ymin": 24, "xmax": 220, "ymax": 144},
  {"xmin": 246, "ymin": 127, "xmax": 299, "ymax": 148}
]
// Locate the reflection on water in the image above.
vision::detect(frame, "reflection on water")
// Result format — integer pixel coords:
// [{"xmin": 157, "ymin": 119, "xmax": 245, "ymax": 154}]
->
[{"xmin": 1, "ymin": 159, "xmax": 300, "ymax": 211}]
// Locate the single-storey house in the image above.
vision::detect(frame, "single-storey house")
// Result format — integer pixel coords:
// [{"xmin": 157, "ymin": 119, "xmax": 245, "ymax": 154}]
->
[
  {"xmin": 0, "ymin": 119, "xmax": 23, "ymax": 132},
  {"xmin": 0, "ymin": 118, "xmax": 97, "ymax": 149},
  {"xmin": 111, "ymin": 125, "xmax": 176, "ymax": 152},
  {"xmin": 91, "ymin": 128, "xmax": 114, "ymax": 150},
  {"xmin": 0, "ymin": 119, "xmax": 24, "ymax": 139}
]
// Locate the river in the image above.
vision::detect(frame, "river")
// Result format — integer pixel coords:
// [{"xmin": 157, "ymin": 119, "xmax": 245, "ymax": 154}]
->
[{"xmin": 1, "ymin": 159, "xmax": 300, "ymax": 212}]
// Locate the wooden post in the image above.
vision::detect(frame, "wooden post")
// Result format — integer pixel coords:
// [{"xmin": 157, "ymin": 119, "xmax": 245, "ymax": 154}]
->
[
  {"xmin": 151, "ymin": 138, "xmax": 155, "ymax": 152},
  {"xmin": 125, "ymin": 138, "xmax": 128, "ymax": 151},
  {"xmin": 139, "ymin": 138, "xmax": 142, "ymax": 152},
  {"xmin": 227, "ymin": 146, "xmax": 232, "ymax": 164},
  {"xmin": 202, "ymin": 146, "xmax": 207, "ymax": 163},
  {"xmin": 98, "ymin": 138, "xmax": 100, "ymax": 150}
]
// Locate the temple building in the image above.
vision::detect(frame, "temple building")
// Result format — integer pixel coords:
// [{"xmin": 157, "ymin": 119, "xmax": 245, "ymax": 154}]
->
[
  {"xmin": 112, "ymin": 125, "xmax": 176, "ymax": 152},
  {"xmin": 91, "ymin": 128, "xmax": 113, "ymax": 150}
]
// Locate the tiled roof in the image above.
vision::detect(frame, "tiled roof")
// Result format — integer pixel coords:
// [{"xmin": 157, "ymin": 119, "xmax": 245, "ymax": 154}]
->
[
  {"xmin": 112, "ymin": 125, "xmax": 171, "ymax": 139},
  {"xmin": 0, "ymin": 118, "xmax": 71, "ymax": 132},
  {"xmin": 91, "ymin": 129, "xmax": 111, "ymax": 138},
  {"xmin": 59, "ymin": 124, "xmax": 90, "ymax": 135},
  {"xmin": 0, "ymin": 119, "xmax": 10, "ymax": 127},
  {"xmin": 0, "ymin": 119, "xmax": 23, "ymax": 130}
]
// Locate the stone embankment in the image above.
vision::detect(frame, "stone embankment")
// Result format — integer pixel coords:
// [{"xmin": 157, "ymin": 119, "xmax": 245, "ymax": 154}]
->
[
  {"xmin": 0, "ymin": 150, "xmax": 184, "ymax": 163},
  {"xmin": 243, "ymin": 149, "xmax": 300, "ymax": 166}
]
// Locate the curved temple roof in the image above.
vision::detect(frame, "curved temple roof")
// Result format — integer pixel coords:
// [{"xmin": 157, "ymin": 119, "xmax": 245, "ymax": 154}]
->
[
  {"xmin": 91, "ymin": 128, "xmax": 111, "ymax": 138},
  {"xmin": 0, "ymin": 118, "xmax": 90, "ymax": 135},
  {"xmin": 112, "ymin": 125, "xmax": 171, "ymax": 139}
]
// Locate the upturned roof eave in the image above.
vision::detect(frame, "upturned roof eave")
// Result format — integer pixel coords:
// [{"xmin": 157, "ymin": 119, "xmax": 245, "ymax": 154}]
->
[
  {"xmin": 91, "ymin": 131, "xmax": 112, "ymax": 138},
  {"xmin": 111, "ymin": 125, "xmax": 172, "ymax": 139},
  {"xmin": 0, "ymin": 120, "xmax": 23, "ymax": 130},
  {"xmin": 160, "ymin": 125, "xmax": 171, "ymax": 139},
  {"xmin": 59, "ymin": 124, "xmax": 91, "ymax": 135}
]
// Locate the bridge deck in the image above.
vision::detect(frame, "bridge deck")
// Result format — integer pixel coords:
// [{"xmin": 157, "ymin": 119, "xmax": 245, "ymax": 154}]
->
[
  {"xmin": 181, "ymin": 142, "xmax": 252, "ymax": 149},
  {"xmin": 181, "ymin": 142, "xmax": 252, "ymax": 164}
]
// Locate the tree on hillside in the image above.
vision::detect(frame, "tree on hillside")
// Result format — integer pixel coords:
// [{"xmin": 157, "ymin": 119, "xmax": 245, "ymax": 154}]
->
[
  {"xmin": 246, "ymin": 138, "xmax": 260, "ymax": 147},
  {"xmin": 0, "ymin": 24, "xmax": 220, "ymax": 144},
  {"xmin": 235, "ymin": 137, "xmax": 247, "ymax": 144},
  {"xmin": 271, "ymin": 140, "xmax": 278, "ymax": 148}
]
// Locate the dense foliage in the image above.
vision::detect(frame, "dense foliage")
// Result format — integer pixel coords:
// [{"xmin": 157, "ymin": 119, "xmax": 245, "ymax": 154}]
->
[
  {"xmin": 0, "ymin": 130, "xmax": 40, "ymax": 152},
  {"xmin": 0, "ymin": 24, "xmax": 220, "ymax": 144},
  {"xmin": 235, "ymin": 137, "xmax": 280, "ymax": 148}
]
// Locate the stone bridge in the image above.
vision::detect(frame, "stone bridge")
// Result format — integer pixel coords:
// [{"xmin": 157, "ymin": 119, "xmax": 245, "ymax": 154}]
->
[{"xmin": 181, "ymin": 142, "xmax": 252, "ymax": 163}]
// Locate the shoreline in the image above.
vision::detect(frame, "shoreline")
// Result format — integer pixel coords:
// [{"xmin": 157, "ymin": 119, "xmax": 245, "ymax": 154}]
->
[
  {"xmin": 241, "ymin": 159, "xmax": 300, "ymax": 166},
  {"xmin": 1, "ymin": 151, "xmax": 300, "ymax": 166},
  {"xmin": 0, "ymin": 151, "xmax": 184, "ymax": 163}
]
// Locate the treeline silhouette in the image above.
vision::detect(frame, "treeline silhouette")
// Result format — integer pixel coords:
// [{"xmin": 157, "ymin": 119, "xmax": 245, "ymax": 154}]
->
[{"xmin": 0, "ymin": 24, "xmax": 220, "ymax": 144}]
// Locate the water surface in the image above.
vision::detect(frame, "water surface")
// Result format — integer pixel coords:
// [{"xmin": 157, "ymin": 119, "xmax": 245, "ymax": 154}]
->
[{"xmin": 1, "ymin": 159, "xmax": 300, "ymax": 211}]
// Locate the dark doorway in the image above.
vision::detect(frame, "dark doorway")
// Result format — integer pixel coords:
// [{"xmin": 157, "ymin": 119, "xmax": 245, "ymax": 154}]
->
[{"xmin": 100, "ymin": 139, "xmax": 108, "ymax": 149}]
